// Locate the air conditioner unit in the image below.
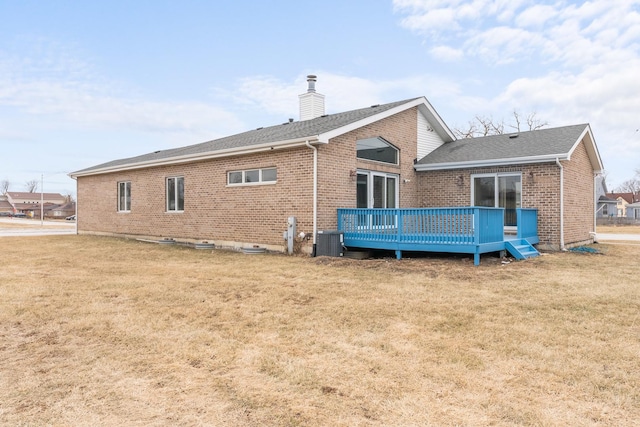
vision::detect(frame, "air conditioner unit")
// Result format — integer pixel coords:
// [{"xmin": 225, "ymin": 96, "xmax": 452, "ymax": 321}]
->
[{"xmin": 315, "ymin": 230, "xmax": 344, "ymax": 257}]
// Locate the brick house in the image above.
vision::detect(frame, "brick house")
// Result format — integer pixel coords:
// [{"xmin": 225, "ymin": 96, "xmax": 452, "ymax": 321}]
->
[
  {"xmin": 70, "ymin": 76, "xmax": 603, "ymax": 254},
  {"xmin": 4, "ymin": 191, "xmax": 72, "ymax": 219}
]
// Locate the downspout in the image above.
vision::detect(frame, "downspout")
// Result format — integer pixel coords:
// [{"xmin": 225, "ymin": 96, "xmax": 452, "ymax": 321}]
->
[
  {"xmin": 306, "ymin": 140, "xmax": 318, "ymax": 256},
  {"xmin": 556, "ymin": 158, "xmax": 565, "ymax": 250},
  {"xmin": 592, "ymin": 173, "xmax": 600, "ymax": 239},
  {"xmin": 71, "ymin": 175, "xmax": 78, "ymax": 235}
]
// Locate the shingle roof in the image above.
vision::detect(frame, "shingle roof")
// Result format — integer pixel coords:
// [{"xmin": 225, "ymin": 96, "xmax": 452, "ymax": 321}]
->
[
  {"xmin": 72, "ymin": 98, "xmax": 419, "ymax": 175},
  {"xmin": 606, "ymin": 193, "xmax": 638, "ymax": 204},
  {"xmin": 416, "ymin": 124, "xmax": 590, "ymax": 167},
  {"xmin": 6, "ymin": 191, "xmax": 65, "ymax": 200}
]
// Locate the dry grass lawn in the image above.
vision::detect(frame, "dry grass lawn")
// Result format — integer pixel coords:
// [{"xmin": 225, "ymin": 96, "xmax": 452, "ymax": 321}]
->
[
  {"xmin": 1, "ymin": 235, "xmax": 639, "ymax": 426},
  {"xmin": 597, "ymin": 225, "xmax": 640, "ymax": 235}
]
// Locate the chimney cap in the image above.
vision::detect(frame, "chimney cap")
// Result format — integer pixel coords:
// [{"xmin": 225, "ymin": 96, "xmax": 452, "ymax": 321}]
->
[{"xmin": 306, "ymin": 75, "xmax": 317, "ymax": 93}]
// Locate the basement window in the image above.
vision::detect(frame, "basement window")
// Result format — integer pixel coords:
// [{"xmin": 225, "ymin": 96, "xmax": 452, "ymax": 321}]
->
[
  {"xmin": 227, "ymin": 167, "xmax": 277, "ymax": 186},
  {"xmin": 357, "ymin": 137, "xmax": 398, "ymax": 165}
]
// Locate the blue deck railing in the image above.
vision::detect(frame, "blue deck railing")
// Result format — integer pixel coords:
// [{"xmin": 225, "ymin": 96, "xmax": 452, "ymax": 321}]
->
[
  {"xmin": 337, "ymin": 207, "xmax": 538, "ymax": 265},
  {"xmin": 516, "ymin": 208, "xmax": 538, "ymax": 241}
]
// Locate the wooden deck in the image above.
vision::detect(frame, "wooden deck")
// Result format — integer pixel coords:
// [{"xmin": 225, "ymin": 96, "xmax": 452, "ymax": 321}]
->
[{"xmin": 337, "ymin": 207, "xmax": 539, "ymax": 265}]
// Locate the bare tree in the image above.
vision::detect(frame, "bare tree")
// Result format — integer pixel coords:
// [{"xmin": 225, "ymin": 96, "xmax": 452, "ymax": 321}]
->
[
  {"xmin": 615, "ymin": 178, "xmax": 640, "ymax": 195},
  {"xmin": 454, "ymin": 110, "xmax": 548, "ymax": 138},
  {"xmin": 510, "ymin": 111, "xmax": 548, "ymax": 132},
  {"xmin": 1, "ymin": 179, "xmax": 9, "ymax": 194},
  {"xmin": 25, "ymin": 180, "xmax": 39, "ymax": 193}
]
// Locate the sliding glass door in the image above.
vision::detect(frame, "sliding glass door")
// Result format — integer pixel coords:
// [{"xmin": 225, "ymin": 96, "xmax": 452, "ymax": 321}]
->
[
  {"xmin": 472, "ymin": 173, "xmax": 521, "ymax": 227},
  {"xmin": 357, "ymin": 171, "xmax": 398, "ymax": 209}
]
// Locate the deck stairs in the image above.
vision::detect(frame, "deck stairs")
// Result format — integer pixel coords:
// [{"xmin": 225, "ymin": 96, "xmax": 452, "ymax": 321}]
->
[{"xmin": 505, "ymin": 239, "xmax": 540, "ymax": 261}]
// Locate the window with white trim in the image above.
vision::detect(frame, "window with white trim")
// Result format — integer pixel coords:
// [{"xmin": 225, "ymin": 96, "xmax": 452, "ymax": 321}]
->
[
  {"xmin": 117, "ymin": 181, "xmax": 131, "ymax": 212},
  {"xmin": 227, "ymin": 167, "xmax": 277, "ymax": 185},
  {"xmin": 356, "ymin": 170, "xmax": 398, "ymax": 209},
  {"xmin": 166, "ymin": 176, "xmax": 184, "ymax": 212},
  {"xmin": 356, "ymin": 137, "xmax": 398, "ymax": 165}
]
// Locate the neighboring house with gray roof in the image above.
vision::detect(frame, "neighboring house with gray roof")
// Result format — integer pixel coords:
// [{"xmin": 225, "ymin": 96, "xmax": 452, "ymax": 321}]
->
[
  {"xmin": 70, "ymin": 76, "xmax": 603, "ymax": 254},
  {"xmin": 595, "ymin": 175, "xmax": 617, "ymax": 218}
]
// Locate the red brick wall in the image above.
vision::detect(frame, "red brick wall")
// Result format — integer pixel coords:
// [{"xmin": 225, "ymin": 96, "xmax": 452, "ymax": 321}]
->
[
  {"xmin": 416, "ymin": 140, "xmax": 596, "ymax": 251},
  {"xmin": 77, "ymin": 107, "xmax": 422, "ymax": 252},
  {"xmin": 77, "ymin": 147, "xmax": 315, "ymax": 252},
  {"xmin": 316, "ymin": 107, "xmax": 420, "ymax": 230},
  {"xmin": 417, "ymin": 164, "xmax": 564, "ymax": 250},
  {"xmin": 563, "ymin": 141, "xmax": 596, "ymax": 246}
]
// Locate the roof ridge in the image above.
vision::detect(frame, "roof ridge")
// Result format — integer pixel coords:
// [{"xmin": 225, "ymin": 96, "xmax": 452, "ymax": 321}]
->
[{"xmin": 71, "ymin": 97, "xmax": 424, "ymax": 175}]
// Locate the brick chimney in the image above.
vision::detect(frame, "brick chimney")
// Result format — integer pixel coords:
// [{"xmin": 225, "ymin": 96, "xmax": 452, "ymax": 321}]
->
[{"xmin": 298, "ymin": 75, "xmax": 325, "ymax": 121}]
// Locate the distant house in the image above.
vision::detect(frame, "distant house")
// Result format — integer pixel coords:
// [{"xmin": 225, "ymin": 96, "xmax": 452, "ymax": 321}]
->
[
  {"xmin": 45, "ymin": 201, "xmax": 76, "ymax": 219},
  {"xmin": 70, "ymin": 76, "xmax": 604, "ymax": 257},
  {"xmin": 626, "ymin": 202, "xmax": 640, "ymax": 220},
  {"xmin": 4, "ymin": 191, "xmax": 71, "ymax": 218},
  {"xmin": 605, "ymin": 192, "xmax": 639, "ymax": 217},
  {"xmin": 0, "ymin": 195, "xmax": 13, "ymax": 215},
  {"xmin": 596, "ymin": 177, "xmax": 617, "ymax": 218}
]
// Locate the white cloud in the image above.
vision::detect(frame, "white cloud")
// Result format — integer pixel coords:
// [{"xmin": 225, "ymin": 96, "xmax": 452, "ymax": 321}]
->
[
  {"xmin": 0, "ymin": 39, "xmax": 244, "ymax": 142},
  {"xmin": 515, "ymin": 4, "xmax": 558, "ymax": 28},
  {"xmin": 393, "ymin": 0, "xmax": 640, "ymax": 187},
  {"xmin": 394, "ymin": 0, "xmax": 640, "ymax": 67},
  {"xmin": 398, "ymin": 7, "xmax": 460, "ymax": 34},
  {"xmin": 222, "ymin": 72, "xmax": 466, "ymax": 119},
  {"xmin": 430, "ymin": 45, "xmax": 464, "ymax": 61},
  {"xmin": 464, "ymin": 26, "xmax": 548, "ymax": 64}
]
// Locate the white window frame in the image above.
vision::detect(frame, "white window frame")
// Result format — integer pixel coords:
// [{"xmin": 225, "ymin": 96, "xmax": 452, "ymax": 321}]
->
[
  {"xmin": 356, "ymin": 170, "xmax": 399, "ymax": 229},
  {"xmin": 166, "ymin": 176, "xmax": 184, "ymax": 212},
  {"xmin": 227, "ymin": 167, "xmax": 277, "ymax": 186},
  {"xmin": 356, "ymin": 137, "xmax": 399, "ymax": 165},
  {"xmin": 357, "ymin": 170, "xmax": 399, "ymax": 209},
  {"xmin": 471, "ymin": 172, "xmax": 522, "ymax": 230},
  {"xmin": 117, "ymin": 181, "xmax": 131, "ymax": 212}
]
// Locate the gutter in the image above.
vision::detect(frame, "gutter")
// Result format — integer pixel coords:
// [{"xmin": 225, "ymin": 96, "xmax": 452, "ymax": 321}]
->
[
  {"xmin": 414, "ymin": 153, "xmax": 571, "ymax": 172},
  {"xmin": 556, "ymin": 158, "xmax": 565, "ymax": 250},
  {"xmin": 306, "ymin": 140, "xmax": 318, "ymax": 256},
  {"xmin": 70, "ymin": 137, "xmax": 322, "ymax": 178}
]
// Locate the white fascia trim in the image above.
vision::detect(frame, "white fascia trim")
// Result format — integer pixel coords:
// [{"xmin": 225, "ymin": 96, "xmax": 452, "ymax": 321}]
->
[
  {"xmin": 70, "ymin": 137, "xmax": 321, "ymax": 178},
  {"xmin": 317, "ymin": 97, "xmax": 430, "ymax": 143},
  {"xmin": 417, "ymin": 100, "xmax": 456, "ymax": 142},
  {"xmin": 414, "ymin": 153, "xmax": 570, "ymax": 171}
]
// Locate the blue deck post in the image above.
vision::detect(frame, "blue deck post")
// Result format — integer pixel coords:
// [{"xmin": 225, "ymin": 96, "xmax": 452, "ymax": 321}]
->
[
  {"xmin": 396, "ymin": 209, "xmax": 403, "ymax": 259},
  {"xmin": 473, "ymin": 207, "xmax": 481, "ymax": 265}
]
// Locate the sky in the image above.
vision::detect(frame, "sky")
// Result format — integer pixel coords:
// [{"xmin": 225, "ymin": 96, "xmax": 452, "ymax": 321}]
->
[{"xmin": 1, "ymin": 0, "xmax": 639, "ymax": 196}]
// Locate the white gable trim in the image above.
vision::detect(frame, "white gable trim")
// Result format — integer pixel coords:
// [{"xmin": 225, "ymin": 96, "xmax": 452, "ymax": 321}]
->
[
  {"xmin": 567, "ymin": 124, "xmax": 604, "ymax": 172},
  {"xmin": 318, "ymin": 97, "xmax": 455, "ymax": 143}
]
